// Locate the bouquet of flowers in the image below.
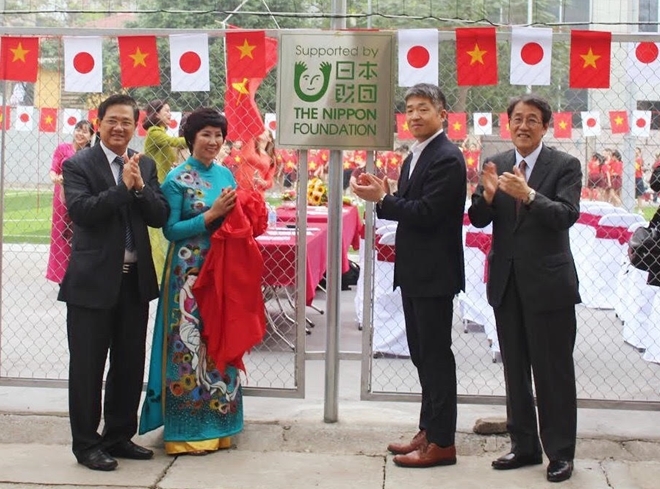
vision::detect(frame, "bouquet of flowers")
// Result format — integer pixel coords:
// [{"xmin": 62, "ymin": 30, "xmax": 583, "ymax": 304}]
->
[
  {"xmin": 281, "ymin": 189, "xmax": 296, "ymax": 201},
  {"xmin": 307, "ymin": 177, "xmax": 328, "ymax": 206}
]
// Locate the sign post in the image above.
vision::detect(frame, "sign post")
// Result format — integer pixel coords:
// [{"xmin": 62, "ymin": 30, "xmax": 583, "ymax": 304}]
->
[{"xmin": 277, "ymin": 31, "xmax": 394, "ymax": 422}]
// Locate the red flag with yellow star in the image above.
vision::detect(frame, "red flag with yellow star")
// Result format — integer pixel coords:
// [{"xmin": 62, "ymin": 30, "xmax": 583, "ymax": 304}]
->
[
  {"xmin": 225, "ymin": 36, "xmax": 277, "ymax": 142},
  {"xmin": 499, "ymin": 113, "xmax": 511, "ymax": 140},
  {"xmin": 117, "ymin": 36, "xmax": 160, "ymax": 87},
  {"xmin": 396, "ymin": 113, "xmax": 413, "ymax": 140},
  {"xmin": 455, "ymin": 28, "xmax": 497, "ymax": 86},
  {"xmin": 609, "ymin": 110, "xmax": 629, "ymax": 134},
  {"xmin": 226, "ymin": 30, "xmax": 266, "ymax": 80},
  {"xmin": 0, "ymin": 36, "xmax": 39, "ymax": 82},
  {"xmin": 39, "ymin": 107, "xmax": 58, "ymax": 133},
  {"xmin": 569, "ymin": 30, "xmax": 611, "ymax": 89},
  {"xmin": 447, "ymin": 113, "xmax": 467, "ymax": 140},
  {"xmin": 553, "ymin": 112, "xmax": 573, "ymax": 139}
]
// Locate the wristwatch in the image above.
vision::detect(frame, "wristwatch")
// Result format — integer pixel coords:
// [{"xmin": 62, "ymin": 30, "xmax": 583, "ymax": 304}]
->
[
  {"xmin": 377, "ymin": 193, "xmax": 386, "ymax": 207},
  {"xmin": 525, "ymin": 189, "xmax": 536, "ymax": 205},
  {"xmin": 132, "ymin": 183, "xmax": 146, "ymax": 198}
]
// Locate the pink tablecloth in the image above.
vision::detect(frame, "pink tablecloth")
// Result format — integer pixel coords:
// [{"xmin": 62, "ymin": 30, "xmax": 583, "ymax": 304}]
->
[
  {"xmin": 256, "ymin": 224, "xmax": 327, "ymax": 306},
  {"xmin": 276, "ymin": 204, "xmax": 362, "ymax": 273}
]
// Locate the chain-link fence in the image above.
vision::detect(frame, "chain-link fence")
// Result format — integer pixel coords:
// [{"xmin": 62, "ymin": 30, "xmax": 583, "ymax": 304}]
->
[{"xmin": 2, "ymin": 28, "xmax": 660, "ymax": 408}]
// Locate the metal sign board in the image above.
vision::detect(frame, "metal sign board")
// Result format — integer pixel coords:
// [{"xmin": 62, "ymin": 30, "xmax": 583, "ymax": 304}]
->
[{"xmin": 276, "ymin": 31, "xmax": 395, "ymax": 150}]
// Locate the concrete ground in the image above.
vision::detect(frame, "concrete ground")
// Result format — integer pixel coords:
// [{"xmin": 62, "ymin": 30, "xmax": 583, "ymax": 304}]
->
[
  {"xmin": 1, "ymin": 359, "xmax": 660, "ymax": 488},
  {"xmin": 2, "ymin": 245, "xmax": 660, "ymax": 487}
]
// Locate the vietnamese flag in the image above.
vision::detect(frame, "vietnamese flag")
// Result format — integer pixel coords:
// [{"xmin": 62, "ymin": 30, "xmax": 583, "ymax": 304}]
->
[
  {"xmin": 570, "ymin": 30, "xmax": 612, "ymax": 89},
  {"xmin": 87, "ymin": 109, "xmax": 99, "ymax": 131},
  {"xmin": 455, "ymin": 27, "xmax": 498, "ymax": 86},
  {"xmin": 226, "ymin": 30, "xmax": 266, "ymax": 79},
  {"xmin": 0, "ymin": 36, "xmax": 39, "ymax": 82},
  {"xmin": 396, "ymin": 113, "xmax": 413, "ymax": 139},
  {"xmin": 609, "ymin": 110, "xmax": 629, "ymax": 134},
  {"xmin": 447, "ymin": 112, "xmax": 467, "ymax": 140},
  {"xmin": 117, "ymin": 36, "xmax": 160, "ymax": 87},
  {"xmin": 499, "ymin": 113, "xmax": 511, "ymax": 140},
  {"xmin": 39, "ymin": 107, "xmax": 58, "ymax": 133},
  {"xmin": 136, "ymin": 110, "xmax": 147, "ymax": 137},
  {"xmin": 553, "ymin": 112, "xmax": 573, "ymax": 139},
  {"xmin": 225, "ymin": 36, "xmax": 278, "ymax": 142},
  {"xmin": 225, "ymin": 77, "xmax": 265, "ymax": 142}
]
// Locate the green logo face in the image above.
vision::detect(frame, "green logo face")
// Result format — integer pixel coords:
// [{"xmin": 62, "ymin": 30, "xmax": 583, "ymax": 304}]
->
[{"xmin": 294, "ymin": 61, "xmax": 332, "ymax": 102}]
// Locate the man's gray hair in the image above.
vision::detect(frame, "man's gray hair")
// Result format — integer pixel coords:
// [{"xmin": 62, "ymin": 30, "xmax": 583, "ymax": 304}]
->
[{"xmin": 404, "ymin": 83, "xmax": 447, "ymax": 111}]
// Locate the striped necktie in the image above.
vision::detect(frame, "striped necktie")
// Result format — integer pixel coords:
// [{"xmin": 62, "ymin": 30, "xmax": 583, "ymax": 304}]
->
[
  {"xmin": 114, "ymin": 156, "xmax": 136, "ymax": 252},
  {"xmin": 516, "ymin": 160, "xmax": 527, "ymax": 215}
]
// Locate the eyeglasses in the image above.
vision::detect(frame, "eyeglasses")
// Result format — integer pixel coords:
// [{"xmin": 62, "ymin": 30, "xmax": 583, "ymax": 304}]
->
[
  {"xmin": 102, "ymin": 118, "xmax": 135, "ymax": 129},
  {"xmin": 510, "ymin": 117, "xmax": 543, "ymax": 128}
]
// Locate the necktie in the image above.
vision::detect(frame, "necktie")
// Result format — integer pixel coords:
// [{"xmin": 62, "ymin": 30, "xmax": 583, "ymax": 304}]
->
[
  {"xmin": 114, "ymin": 156, "xmax": 136, "ymax": 252},
  {"xmin": 516, "ymin": 160, "xmax": 527, "ymax": 216}
]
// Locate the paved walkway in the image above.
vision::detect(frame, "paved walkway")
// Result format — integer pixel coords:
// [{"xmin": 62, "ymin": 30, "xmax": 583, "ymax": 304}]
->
[{"xmin": 1, "ymin": 360, "xmax": 660, "ymax": 488}]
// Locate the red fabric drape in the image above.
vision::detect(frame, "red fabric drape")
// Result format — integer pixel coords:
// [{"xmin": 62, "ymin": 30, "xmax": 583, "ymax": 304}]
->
[{"xmin": 193, "ymin": 189, "xmax": 268, "ymax": 372}]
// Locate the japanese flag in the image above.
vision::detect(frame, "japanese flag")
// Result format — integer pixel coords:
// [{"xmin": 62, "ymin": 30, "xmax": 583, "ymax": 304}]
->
[
  {"xmin": 63, "ymin": 36, "xmax": 103, "ymax": 93},
  {"xmin": 264, "ymin": 113, "xmax": 277, "ymax": 137},
  {"xmin": 166, "ymin": 111, "xmax": 182, "ymax": 137},
  {"xmin": 627, "ymin": 40, "xmax": 660, "ymax": 84},
  {"xmin": 473, "ymin": 112, "xmax": 492, "ymax": 135},
  {"xmin": 631, "ymin": 110, "xmax": 652, "ymax": 138},
  {"xmin": 14, "ymin": 105, "xmax": 34, "ymax": 131},
  {"xmin": 581, "ymin": 111, "xmax": 601, "ymax": 137},
  {"xmin": 61, "ymin": 108, "xmax": 83, "ymax": 134},
  {"xmin": 170, "ymin": 34, "xmax": 210, "ymax": 92},
  {"xmin": 510, "ymin": 27, "xmax": 553, "ymax": 86},
  {"xmin": 398, "ymin": 29, "xmax": 438, "ymax": 87}
]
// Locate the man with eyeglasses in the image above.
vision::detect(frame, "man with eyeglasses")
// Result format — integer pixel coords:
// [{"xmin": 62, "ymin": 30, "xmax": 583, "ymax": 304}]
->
[
  {"xmin": 469, "ymin": 94, "xmax": 582, "ymax": 483},
  {"xmin": 59, "ymin": 94, "xmax": 169, "ymax": 471}
]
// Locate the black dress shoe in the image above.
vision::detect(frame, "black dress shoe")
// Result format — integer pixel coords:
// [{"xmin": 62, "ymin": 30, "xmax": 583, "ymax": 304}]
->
[
  {"xmin": 547, "ymin": 460, "xmax": 574, "ymax": 482},
  {"xmin": 107, "ymin": 440, "xmax": 154, "ymax": 460},
  {"xmin": 77, "ymin": 448, "xmax": 118, "ymax": 471},
  {"xmin": 492, "ymin": 452, "xmax": 543, "ymax": 470}
]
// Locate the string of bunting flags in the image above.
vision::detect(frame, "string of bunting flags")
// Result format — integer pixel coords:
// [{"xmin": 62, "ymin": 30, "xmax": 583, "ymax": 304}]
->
[
  {"xmin": 1, "ymin": 27, "xmax": 658, "ymax": 91},
  {"xmin": 395, "ymin": 109, "xmax": 654, "ymax": 140},
  {"xmin": 0, "ymin": 28, "xmax": 659, "ymax": 140}
]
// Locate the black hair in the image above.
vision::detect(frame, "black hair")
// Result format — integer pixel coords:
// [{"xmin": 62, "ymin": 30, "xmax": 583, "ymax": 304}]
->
[
  {"xmin": 182, "ymin": 108, "xmax": 228, "ymax": 153},
  {"xmin": 98, "ymin": 94, "xmax": 139, "ymax": 122}
]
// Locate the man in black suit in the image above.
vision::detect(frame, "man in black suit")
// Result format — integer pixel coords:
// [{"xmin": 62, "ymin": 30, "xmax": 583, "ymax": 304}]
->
[
  {"xmin": 352, "ymin": 83, "xmax": 466, "ymax": 468},
  {"xmin": 59, "ymin": 94, "xmax": 169, "ymax": 471},
  {"xmin": 468, "ymin": 94, "xmax": 581, "ymax": 483}
]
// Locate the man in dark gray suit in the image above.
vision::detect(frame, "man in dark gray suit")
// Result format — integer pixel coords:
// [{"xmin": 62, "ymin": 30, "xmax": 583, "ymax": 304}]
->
[
  {"xmin": 469, "ymin": 94, "xmax": 581, "ymax": 483},
  {"xmin": 352, "ymin": 83, "xmax": 466, "ymax": 468},
  {"xmin": 59, "ymin": 94, "xmax": 168, "ymax": 471}
]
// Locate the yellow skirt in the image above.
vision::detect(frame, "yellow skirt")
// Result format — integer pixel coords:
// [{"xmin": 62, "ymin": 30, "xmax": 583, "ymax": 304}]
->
[{"xmin": 165, "ymin": 437, "xmax": 232, "ymax": 455}]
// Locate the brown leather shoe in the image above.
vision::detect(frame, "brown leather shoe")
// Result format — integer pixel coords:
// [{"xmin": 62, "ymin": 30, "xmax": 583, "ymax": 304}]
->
[
  {"xmin": 387, "ymin": 430, "xmax": 427, "ymax": 455},
  {"xmin": 393, "ymin": 443, "xmax": 457, "ymax": 468}
]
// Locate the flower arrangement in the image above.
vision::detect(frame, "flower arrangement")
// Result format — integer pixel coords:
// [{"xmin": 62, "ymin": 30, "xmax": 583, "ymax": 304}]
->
[
  {"xmin": 307, "ymin": 177, "xmax": 328, "ymax": 206},
  {"xmin": 281, "ymin": 189, "xmax": 296, "ymax": 201}
]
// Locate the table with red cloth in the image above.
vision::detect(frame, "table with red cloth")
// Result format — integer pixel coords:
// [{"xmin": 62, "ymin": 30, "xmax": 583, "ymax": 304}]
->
[
  {"xmin": 256, "ymin": 224, "xmax": 328, "ymax": 306},
  {"xmin": 276, "ymin": 204, "xmax": 362, "ymax": 274}
]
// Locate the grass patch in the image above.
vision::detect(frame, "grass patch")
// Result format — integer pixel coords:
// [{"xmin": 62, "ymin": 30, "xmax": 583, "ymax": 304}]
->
[{"xmin": 3, "ymin": 190, "xmax": 53, "ymax": 244}]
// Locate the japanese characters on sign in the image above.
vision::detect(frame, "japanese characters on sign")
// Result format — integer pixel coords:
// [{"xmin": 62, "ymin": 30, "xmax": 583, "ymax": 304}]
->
[{"xmin": 277, "ymin": 31, "xmax": 394, "ymax": 150}]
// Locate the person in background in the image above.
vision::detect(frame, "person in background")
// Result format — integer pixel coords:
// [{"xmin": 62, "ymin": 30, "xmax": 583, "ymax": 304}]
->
[
  {"xmin": 59, "ymin": 94, "xmax": 168, "ymax": 471},
  {"xmin": 139, "ymin": 108, "xmax": 243, "ymax": 456},
  {"xmin": 142, "ymin": 100, "xmax": 189, "ymax": 277},
  {"xmin": 232, "ymin": 128, "xmax": 276, "ymax": 192},
  {"xmin": 586, "ymin": 152, "xmax": 605, "ymax": 201},
  {"xmin": 607, "ymin": 149, "xmax": 623, "ymax": 207},
  {"xmin": 469, "ymin": 94, "xmax": 581, "ymax": 483},
  {"xmin": 652, "ymin": 152, "xmax": 660, "ymax": 203},
  {"xmin": 46, "ymin": 120, "xmax": 94, "ymax": 284},
  {"xmin": 635, "ymin": 147, "xmax": 647, "ymax": 212},
  {"xmin": 461, "ymin": 137, "xmax": 482, "ymax": 198},
  {"xmin": 352, "ymin": 83, "xmax": 465, "ymax": 469}
]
